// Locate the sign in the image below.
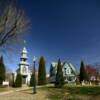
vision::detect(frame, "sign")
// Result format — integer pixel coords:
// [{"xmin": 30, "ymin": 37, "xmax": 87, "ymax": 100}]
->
[{"xmin": 2, "ymin": 81, "xmax": 9, "ymax": 86}]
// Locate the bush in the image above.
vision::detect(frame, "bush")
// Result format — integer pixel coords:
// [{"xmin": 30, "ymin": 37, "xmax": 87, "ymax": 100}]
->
[
  {"xmin": 14, "ymin": 73, "xmax": 22, "ymax": 87},
  {"xmin": 30, "ymin": 73, "xmax": 36, "ymax": 87},
  {"xmin": 75, "ymin": 78, "xmax": 80, "ymax": 85},
  {"xmin": 0, "ymin": 56, "xmax": 6, "ymax": 85}
]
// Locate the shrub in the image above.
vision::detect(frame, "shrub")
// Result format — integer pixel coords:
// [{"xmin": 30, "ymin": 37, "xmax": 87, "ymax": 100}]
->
[
  {"xmin": 14, "ymin": 73, "xmax": 22, "ymax": 87},
  {"xmin": 30, "ymin": 73, "xmax": 36, "ymax": 87}
]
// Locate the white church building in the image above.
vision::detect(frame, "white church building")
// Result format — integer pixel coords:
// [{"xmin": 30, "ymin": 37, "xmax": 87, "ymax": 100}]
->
[
  {"xmin": 49, "ymin": 62, "xmax": 77, "ymax": 83},
  {"xmin": 14, "ymin": 47, "xmax": 77, "ymax": 85},
  {"xmin": 14, "ymin": 47, "xmax": 31, "ymax": 85}
]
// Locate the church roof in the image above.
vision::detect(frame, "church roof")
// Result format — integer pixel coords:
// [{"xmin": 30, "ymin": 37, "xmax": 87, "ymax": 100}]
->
[
  {"xmin": 19, "ymin": 61, "xmax": 29, "ymax": 65},
  {"xmin": 51, "ymin": 62, "xmax": 77, "ymax": 74}
]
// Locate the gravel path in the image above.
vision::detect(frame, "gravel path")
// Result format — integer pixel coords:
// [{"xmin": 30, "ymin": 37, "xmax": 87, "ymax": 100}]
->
[{"xmin": 0, "ymin": 89, "xmax": 49, "ymax": 100}]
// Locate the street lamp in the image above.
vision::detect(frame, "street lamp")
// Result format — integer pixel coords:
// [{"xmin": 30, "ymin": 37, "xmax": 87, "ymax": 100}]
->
[{"xmin": 33, "ymin": 56, "xmax": 37, "ymax": 94}]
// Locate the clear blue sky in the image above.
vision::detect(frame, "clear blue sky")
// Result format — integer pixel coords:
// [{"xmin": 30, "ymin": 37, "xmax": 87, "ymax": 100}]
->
[{"xmin": 3, "ymin": 0, "xmax": 100, "ymax": 72}]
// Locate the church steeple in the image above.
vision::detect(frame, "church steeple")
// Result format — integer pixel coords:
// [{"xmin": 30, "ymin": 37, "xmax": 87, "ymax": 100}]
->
[
  {"xmin": 22, "ymin": 47, "xmax": 27, "ymax": 53},
  {"xmin": 15, "ymin": 45, "xmax": 31, "ymax": 85},
  {"xmin": 21, "ymin": 47, "xmax": 28, "ymax": 59},
  {"xmin": 19, "ymin": 47, "xmax": 29, "ymax": 76}
]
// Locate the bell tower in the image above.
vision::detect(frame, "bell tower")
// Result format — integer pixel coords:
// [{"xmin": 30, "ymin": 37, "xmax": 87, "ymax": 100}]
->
[{"xmin": 19, "ymin": 47, "xmax": 29, "ymax": 84}]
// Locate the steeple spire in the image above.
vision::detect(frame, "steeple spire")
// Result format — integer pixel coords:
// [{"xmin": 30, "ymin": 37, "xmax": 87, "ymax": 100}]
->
[
  {"xmin": 19, "ymin": 46, "xmax": 29, "ymax": 76},
  {"xmin": 22, "ymin": 47, "xmax": 27, "ymax": 54}
]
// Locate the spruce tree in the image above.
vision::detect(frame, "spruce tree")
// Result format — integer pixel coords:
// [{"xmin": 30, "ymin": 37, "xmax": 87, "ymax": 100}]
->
[
  {"xmin": 55, "ymin": 59, "xmax": 64, "ymax": 88},
  {"xmin": 79, "ymin": 61, "xmax": 88, "ymax": 83},
  {"xmin": 30, "ymin": 73, "xmax": 36, "ymax": 87},
  {"xmin": 38, "ymin": 56, "xmax": 46, "ymax": 85},
  {"xmin": 0, "ymin": 56, "xmax": 6, "ymax": 85},
  {"xmin": 14, "ymin": 73, "xmax": 22, "ymax": 87}
]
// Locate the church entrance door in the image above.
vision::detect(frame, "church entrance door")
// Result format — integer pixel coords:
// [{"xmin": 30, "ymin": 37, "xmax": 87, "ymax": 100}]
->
[{"xmin": 22, "ymin": 76, "xmax": 27, "ymax": 84}]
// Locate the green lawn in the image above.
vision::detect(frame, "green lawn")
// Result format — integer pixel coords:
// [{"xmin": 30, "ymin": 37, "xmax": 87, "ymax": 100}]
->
[{"xmin": 40, "ymin": 85, "xmax": 100, "ymax": 100}]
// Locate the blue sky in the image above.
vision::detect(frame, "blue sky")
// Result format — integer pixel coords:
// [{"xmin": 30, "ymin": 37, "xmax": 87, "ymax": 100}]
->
[{"xmin": 2, "ymin": 0, "xmax": 100, "ymax": 72}]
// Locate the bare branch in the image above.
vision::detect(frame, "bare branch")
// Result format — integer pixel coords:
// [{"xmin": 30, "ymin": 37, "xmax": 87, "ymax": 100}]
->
[{"xmin": 0, "ymin": 4, "xmax": 30, "ymax": 47}]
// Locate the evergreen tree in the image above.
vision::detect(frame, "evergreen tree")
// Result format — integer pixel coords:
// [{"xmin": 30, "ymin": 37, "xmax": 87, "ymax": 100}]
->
[
  {"xmin": 79, "ymin": 61, "xmax": 88, "ymax": 83},
  {"xmin": 38, "ymin": 56, "xmax": 46, "ymax": 85},
  {"xmin": 0, "ymin": 56, "xmax": 6, "ymax": 85},
  {"xmin": 50, "ymin": 64, "xmax": 55, "ymax": 77},
  {"xmin": 30, "ymin": 73, "xmax": 36, "ymax": 87},
  {"xmin": 14, "ymin": 73, "xmax": 22, "ymax": 87},
  {"xmin": 55, "ymin": 59, "xmax": 64, "ymax": 88}
]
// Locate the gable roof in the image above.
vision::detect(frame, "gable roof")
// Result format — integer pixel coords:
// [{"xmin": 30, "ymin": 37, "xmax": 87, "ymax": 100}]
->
[
  {"xmin": 51, "ymin": 62, "xmax": 77, "ymax": 74},
  {"xmin": 63, "ymin": 62, "xmax": 77, "ymax": 74}
]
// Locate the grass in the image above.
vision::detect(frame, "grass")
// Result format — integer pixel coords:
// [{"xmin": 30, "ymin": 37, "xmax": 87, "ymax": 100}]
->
[
  {"xmin": 1, "ymin": 84, "xmax": 100, "ymax": 100},
  {"xmin": 0, "ymin": 86, "xmax": 15, "ymax": 92},
  {"xmin": 67, "ymin": 85, "xmax": 100, "ymax": 95},
  {"xmin": 40, "ymin": 85, "xmax": 100, "ymax": 100},
  {"xmin": 0, "ymin": 86, "xmax": 9, "ymax": 92}
]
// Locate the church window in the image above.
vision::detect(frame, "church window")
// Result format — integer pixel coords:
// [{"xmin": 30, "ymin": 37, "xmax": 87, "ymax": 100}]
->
[{"xmin": 23, "ymin": 66, "xmax": 27, "ymax": 73}]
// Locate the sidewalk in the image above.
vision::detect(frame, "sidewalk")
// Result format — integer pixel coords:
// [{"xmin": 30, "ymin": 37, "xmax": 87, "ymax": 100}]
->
[
  {"xmin": 0, "ymin": 84, "xmax": 53, "ymax": 96},
  {"xmin": 0, "ymin": 86, "xmax": 32, "ymax": 95}
]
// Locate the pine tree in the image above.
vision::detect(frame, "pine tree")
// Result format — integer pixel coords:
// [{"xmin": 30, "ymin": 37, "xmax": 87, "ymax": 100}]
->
[
  {"xmin": 79, "ymin": 61, "xmax": 88, "ymax": 83},
  {"xmin": 14, "ymin": 73, "xmax": 22, "ymax": 87},
  {"xmin": 50, "ymin": 64, "xmax": 55, "ymax": 77},
  {"xmin": 30, "ymin": 73, "xmax": 36, "ymax": 87},
  {"xmin": 55, "ymin": 59, "xmax": 64, "ymax": 88},
  {"xmin": 0, "ymin": 56, "xmax": 6, "ymax": 85},
  {"xmin": 38, "ymin": 56, "xmax": 46, "ymax": 85}
]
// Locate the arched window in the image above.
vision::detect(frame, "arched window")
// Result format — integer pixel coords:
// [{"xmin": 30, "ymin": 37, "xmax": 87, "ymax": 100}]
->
[{"xmin": 23, "ymin": 66, "xmax": 27, "ymax": 73}]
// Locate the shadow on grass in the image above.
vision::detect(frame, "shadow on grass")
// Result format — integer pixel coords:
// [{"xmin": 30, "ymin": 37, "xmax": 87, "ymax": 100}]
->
[
  {"xmin": 40, "ymin": 85, "xmax": 100, "ymax": 100},
  {"xmin": 43, "ymin": 85, "xmax": 100, "ymax": 96},
  {"xmin": 17, "ymin": 85, "xmax": 100, "ymax": 100},
  {"xmin": 20, "ymin": 90, "xmax": 35, "ymax": 95},
  {"xmin": 67, "ymin": 86, "xmax": 100, "ymax": 96}
]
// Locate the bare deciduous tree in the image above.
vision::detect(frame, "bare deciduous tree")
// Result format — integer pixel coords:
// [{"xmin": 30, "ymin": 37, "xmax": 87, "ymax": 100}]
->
[{"xmin": 0, "ymin": 4, "xmax": 29, "ymax": 47}]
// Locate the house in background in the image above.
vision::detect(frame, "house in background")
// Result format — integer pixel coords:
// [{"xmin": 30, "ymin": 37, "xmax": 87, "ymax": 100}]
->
[
  {"xmin": 49, "ymin": 62, "xmax": 77, "ymax": 83},
  {"xmin": 85, "ymin": 65, "xmax": 99, "ymax": 81}
]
